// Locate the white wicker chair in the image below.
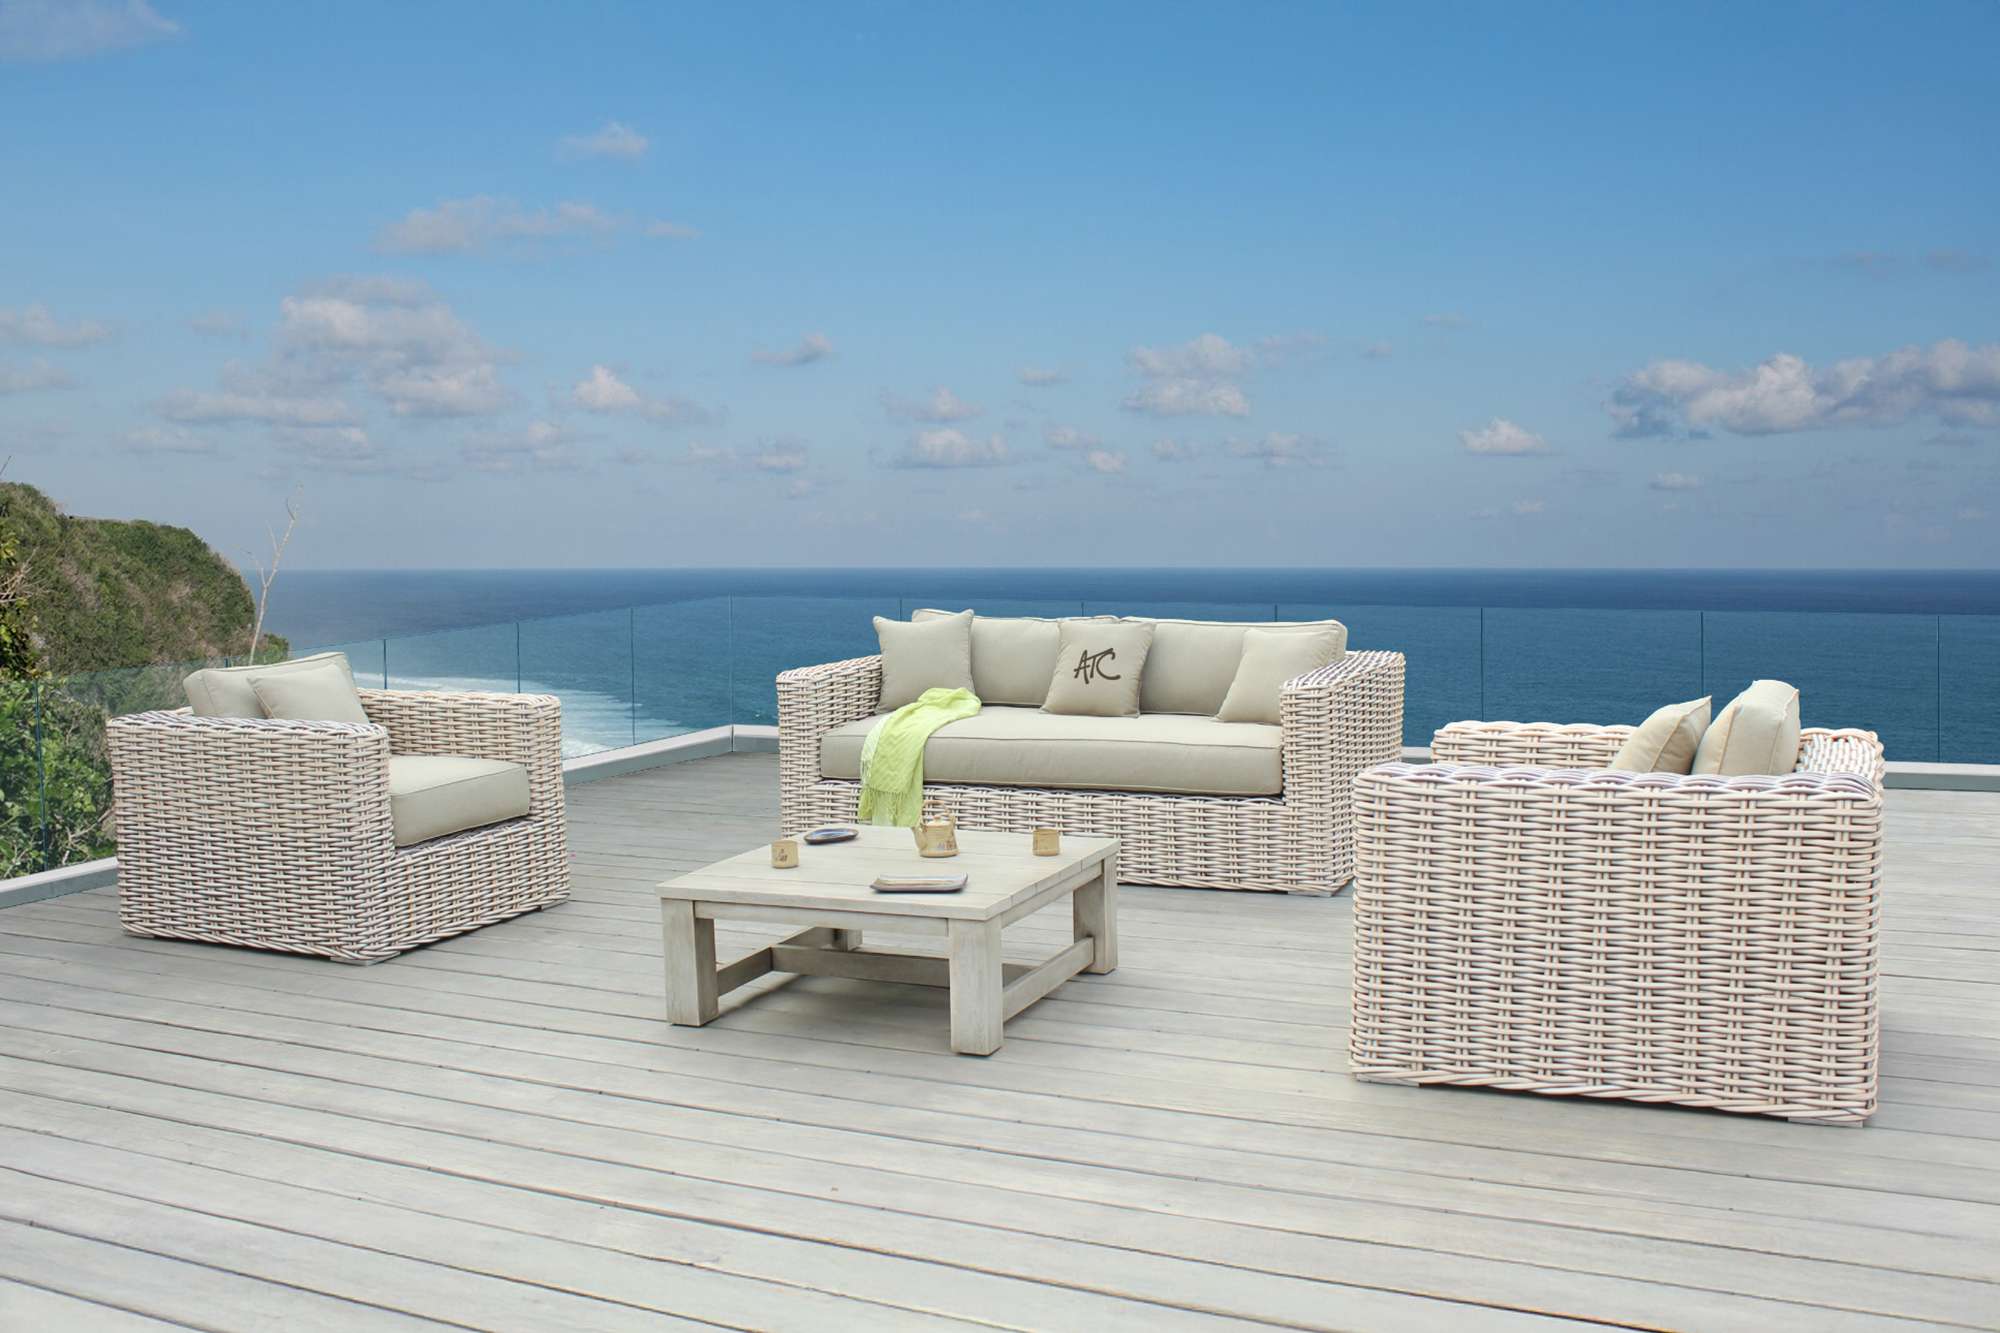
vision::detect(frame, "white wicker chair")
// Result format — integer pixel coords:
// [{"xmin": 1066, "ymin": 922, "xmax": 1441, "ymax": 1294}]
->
[
  {"xmin": 105, "ymin": 690, "xmax": 569, "ymax": 964},
  {"xmin": 1349, "ymin": 721, "xmax": 1885, "ymax": 1124},
  {"xmin": 777, "ymin": 651, "xmax": 1405, "ymax": 894}
]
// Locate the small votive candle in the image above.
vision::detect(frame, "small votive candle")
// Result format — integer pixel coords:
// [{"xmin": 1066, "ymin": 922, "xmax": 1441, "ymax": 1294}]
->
[
  {"xmin": 771, "ymin": 838, "xmax": 800, "ymax": 869},
  {"xmin": 1032, "ymin": 828, "xmax": 1061, "ymax": 857}
]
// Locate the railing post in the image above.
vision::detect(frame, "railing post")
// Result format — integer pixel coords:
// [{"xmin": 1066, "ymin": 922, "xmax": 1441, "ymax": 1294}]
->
[
  {"xmin": 1478, "ymin": 607, "xmax": 1486, "ymax": 720},
  {"xmin": 515, "ymin": 621, "xmax": 522, "ymax": 694},
  {"xmin": 1936, "ymin": 615, "xmax": 1944, "ymax": 763},
  {"xmin": 726, "ymin": 595, "xmax": 737, "ymax": 727},
  {"xmin": 380, "ymin": 637, "xmax": 389, "ymax": 689},
  {"xmin": 629, "ymin": 605, "xmax": 638, "ymax": 747},
  {"xmin": 1698, "ymin": 610, "xmax": 1706, "ymax": 698},
  {"xmin": 33, "ymin": 681, "xmax": 47, "ymax": 873}
]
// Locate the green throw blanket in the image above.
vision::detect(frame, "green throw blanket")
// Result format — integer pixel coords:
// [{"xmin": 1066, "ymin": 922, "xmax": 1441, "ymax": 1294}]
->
[{"xmin": 856, "ymin": 687, "xmax": 981, "ymax": 826}]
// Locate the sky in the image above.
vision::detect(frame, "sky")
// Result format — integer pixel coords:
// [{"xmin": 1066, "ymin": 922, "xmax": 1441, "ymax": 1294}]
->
[{"xmin": 2, "ymin": 0, "xmax": 1997, "ymax": 571}]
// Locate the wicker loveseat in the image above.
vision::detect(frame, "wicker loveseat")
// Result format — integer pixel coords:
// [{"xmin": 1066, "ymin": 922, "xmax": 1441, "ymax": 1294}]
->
[
  {"xmin": 1349, "ymin": 720, "xmax": 1886, "ymax": 1124},
  {"xmin": 777, "ymin": 617, "xmax": 1405, "ymax": 895},
  {"xmin": 105, "ymin": 689, "xmax": 570, "ymax": 964}
]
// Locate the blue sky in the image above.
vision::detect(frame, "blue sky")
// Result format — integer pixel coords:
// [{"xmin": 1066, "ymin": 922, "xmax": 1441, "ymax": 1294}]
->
[{"xmin": 2, "ymin": 0, "xmax": 1997, "ymax": 569}]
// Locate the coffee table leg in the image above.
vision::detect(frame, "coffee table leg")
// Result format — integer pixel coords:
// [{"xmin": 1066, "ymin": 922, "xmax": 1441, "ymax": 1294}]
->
[
  {"xmin": 1074, "ymin": 851, "xmax": 1119, "ymax": 974},
  {"xmin": 661, "ymin": 898, "xmax": 719, "ymax": 1025},
  {"xmin": 948, "ymin": 919, "xmax": 1004, "ymax": 1055}
]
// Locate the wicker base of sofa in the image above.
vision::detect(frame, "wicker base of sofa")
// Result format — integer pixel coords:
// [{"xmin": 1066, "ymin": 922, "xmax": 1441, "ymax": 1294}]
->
[
  {"xmin": 118, "ymin": 815, "xmax": 571, "ymax": 965},
  {"xmin": 1349, "ymin": 1067, "xmax": 1873, "ymax": 1126},
  {"xmin": 794, "ymin": 779, "xmax": 1344, "ymax": 894}
]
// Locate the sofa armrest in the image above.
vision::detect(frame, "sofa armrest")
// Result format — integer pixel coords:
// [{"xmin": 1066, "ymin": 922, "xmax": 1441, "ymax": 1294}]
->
[
  {"xmin": 1429, "ymin": 720, "xmax": 1633, "ymax": 769},
  {"xmin": 358, "ymin": 689, "xmax": 564, "ymax": 817},
  {"xmin": 1277, "ymin": 650, "xmax": 1405, "ymax": 850},
  {"xmin": 1798, "ymin": 727, "xmax": 1886, "ymax": 786},
  {"xmin": 777, "ymin": 656, "xmax": 883, "ymax": 829},
  {"xmin": 105, "ymin": 710, "xmax": 397, "ymax": 869}
]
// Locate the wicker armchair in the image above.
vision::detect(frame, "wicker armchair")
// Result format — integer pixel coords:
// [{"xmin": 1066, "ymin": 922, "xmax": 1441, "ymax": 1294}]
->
[
  {"xmin": 778, "ymin": 651, "xmax": 1405, "ymax": 894},
  {"xmin": 105, "ymin": 690, "xmax": 570, "ymax": 964},
  {"xmin": 1349, "ymin": 721, "xmax": 1885, "ymax": 1124}
]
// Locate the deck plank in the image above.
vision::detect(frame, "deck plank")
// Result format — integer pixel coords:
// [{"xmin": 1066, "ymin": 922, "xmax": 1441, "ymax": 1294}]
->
[{"xmin": 0, "ymin": 751, "xmax": 1995, "ymax": 1330}]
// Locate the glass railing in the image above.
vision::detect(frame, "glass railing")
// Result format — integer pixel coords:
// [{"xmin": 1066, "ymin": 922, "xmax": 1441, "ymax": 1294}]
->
[{"xmin": 5, "ymin": 597, "xmax": 1996, "ymax": 877}]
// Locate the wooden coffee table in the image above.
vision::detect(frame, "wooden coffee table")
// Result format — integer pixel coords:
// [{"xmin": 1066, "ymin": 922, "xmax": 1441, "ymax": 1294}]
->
[{"xmin": 657, "ymin": 826, "xmax": 1118, "ymax": 1055}]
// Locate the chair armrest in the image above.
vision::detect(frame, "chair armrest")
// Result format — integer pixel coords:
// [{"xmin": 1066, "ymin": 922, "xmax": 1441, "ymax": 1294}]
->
[
  {"xmin": 1278, "ymin": 650, "xmax": 1405, "ymax": 826},
  {"xmin": 776, "ymin": 656, "xmax": 883, "ymax": 826},
  {"xmin": 358, "ymin": 689, "xmax": 564, "ymax": 817},
  {"xmin": 1429, "ymin": 720, "xmax": 1633, "ymax": 769},
  {"xmin": 105, "ymin": 710, "xmax": 396, "ymax": 860},
  {"xmin": 1798, "ymin": 727, "xmax": 1886, "ymax": 786}
]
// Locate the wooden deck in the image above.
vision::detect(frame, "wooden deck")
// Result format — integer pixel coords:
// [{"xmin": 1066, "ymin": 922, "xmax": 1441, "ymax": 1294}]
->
[{"xmin": 1, "ymin": 751, "xmax": 1996, "ymax": 1331}]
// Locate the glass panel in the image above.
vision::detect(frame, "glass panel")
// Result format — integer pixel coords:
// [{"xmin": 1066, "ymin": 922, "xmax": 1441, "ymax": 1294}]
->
[
  {"xmin": 383, "ymin": 620, "xmax": 518, "ymax": 695},
  {"xmin": 727, "ymin": 595, "xmax": 900, "ymax": 726},
  {"xmin": 1081, "ymin": 599, "xmax": 1275, "ymax": 620},
  {"xmin": 1282, "ymin": 604, "xmax": 1482, "ymax": 748},
  {"xmin": 1940, "ymin": 615, "xmax": 2000, "ymax": 764},
  {"xmin": 32, "ymin": 666, "xmax": 184, "ymax": 871},
  {"xmin": 305, "ymin": 637, "xmax": 388, "ymax": 688},
  {"xmin": 518, "ymin": 607, "xmax": 634, "ymax": 758},
  {"xmin": 0, "ymin": 680, "xmax": 44, "ymax": 877},
  {"xmin": 898, "ymin": 595, "xmax": 1086, "ymax": 619},
  {"xmin": 1703, "ymin": 611, "xmax": 1940, "ymax": 761},
  {"xmin": 633, "ymin": 597, "xmax": 732, "ymax": 741},
  {"xmin": 1482, "ymin": 608, "xmax": 1703, "ymax": 731}
]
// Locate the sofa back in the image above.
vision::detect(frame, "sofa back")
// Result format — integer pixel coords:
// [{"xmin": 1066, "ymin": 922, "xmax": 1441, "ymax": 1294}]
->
[{"xmin": 912, "ymin": 609, "xmax": 1346, "ymax": 715}]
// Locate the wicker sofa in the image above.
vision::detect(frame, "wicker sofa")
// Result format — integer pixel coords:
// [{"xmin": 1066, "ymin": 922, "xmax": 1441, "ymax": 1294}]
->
[
  {"xmin": 1349, "ymin": 719, "xmax": 1886, "ymax": 1124},
  {"xmin": 777, "ymin": 618, "xmax": 1405, "ymax": 895},
  {"xmin": 105, "ymin": 688, "xmax": 570, "ymax": 964}
]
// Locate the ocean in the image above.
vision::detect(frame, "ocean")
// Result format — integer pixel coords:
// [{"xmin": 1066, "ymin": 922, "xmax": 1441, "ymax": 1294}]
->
[{"xmin": 263, "ymin": 569, "xmax": 2000, "ymax": 764}]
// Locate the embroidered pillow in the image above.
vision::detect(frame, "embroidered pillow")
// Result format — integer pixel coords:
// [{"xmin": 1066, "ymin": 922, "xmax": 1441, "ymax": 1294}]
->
[{"xmin": 1042, "ymin": 620, "xmax": 1154, "ymax": 718}]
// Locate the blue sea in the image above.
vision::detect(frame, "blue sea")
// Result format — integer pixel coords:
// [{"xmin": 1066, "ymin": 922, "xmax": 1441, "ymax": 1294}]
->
[{"xmin": 263, "ymin": 569, "xmax": 2000, "ymax": 764}]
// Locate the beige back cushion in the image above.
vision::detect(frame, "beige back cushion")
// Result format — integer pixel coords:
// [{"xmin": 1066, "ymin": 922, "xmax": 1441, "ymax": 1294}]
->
[
  {"xmin": 1043, "ymin": 620, "xmax": 1154, "ymax": 718},
  {"xmin": 1131, "ymin": 618, "xmax": 1348, "ymax": 715},
  {"xmin": 183, "ymin": 651, "xmax": 359, "ymax": 718},
  {"xmin": 1693, "ymin": 680, "xmax": 1802, "ymax": 776},
  {"xmin": 247, "ymin": 659, "xmax": 372, "ymax": 725},
  {"xmin": 1215, "ymin": 627, "xmax": 1346, "ymax": 724},
  {"xmin": 1608, "ymin": 697, "xmax": 1712, "ymax": 773},
  {"xmin": 873, "ymin": 610, "xmax": 974, "ymax": 710},
  {"xmin": 912, "ymin": 608, "xmax": 1069, "ymax": 706}
]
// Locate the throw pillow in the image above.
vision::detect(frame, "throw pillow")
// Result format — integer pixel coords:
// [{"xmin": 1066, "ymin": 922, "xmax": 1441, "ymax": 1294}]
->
[
  {"xmin": 874, "ymin": 610, "xmax": 974, "ymax": 711},
  {"xmin": 183, "ymin": 650, "xmax": 358, "ymax": 718},
  {"xmin": 1215, "ymin": 627, "xmax": 1346, "ymax": 724},
  {"xmin": 1607, "ymin": 697, "xmax": 1712, "ymax": 772},
  {"xmin": 912, "ymin": 608, "xmax": 1065, "ymax": 706},
  {"xmin": 1693, "ymin": 680, "xmax": 1802, "ymax": 776},
  {"xmin": 1042, "ymin": 620, "xmax": 1154, "ymax": 718},
  {"xmin": 247, "ymin": 659, "xmax": 371, "ymax": 725}
]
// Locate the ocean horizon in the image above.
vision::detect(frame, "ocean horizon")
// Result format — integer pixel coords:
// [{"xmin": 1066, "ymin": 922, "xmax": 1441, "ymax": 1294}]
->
[{"xmin": 249, "ymin": 568, "xmax": 2000, "ymax": 765}]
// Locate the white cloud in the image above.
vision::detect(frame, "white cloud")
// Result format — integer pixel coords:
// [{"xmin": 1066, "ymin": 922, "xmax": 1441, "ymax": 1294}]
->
[
  {"xmin": 1017, "ymin": 365, "xmax": 1067, "ymax": 387},
  {"xmin": 1128, "ymin": 332, "xmax": 1253, "ymax": 380},
  {"xmin": 1226, "ymin": 432, "xmax": 1326, "ymax": 467},
  {"xmin": 0, "ymin": 0, "xmax": 177, "ymax": 61},
  {"xmin": 277, "ymin": 277, "xmax": 512, "ymax": 418},
  {"xmin": 1459, "ymin": 418, "xmax": 1551, "ymax": 455},
  {"xmin": 1359, "ymin": 342, "xmax": 1394, "ymax": 360},
  {"xmin": 0, "ymin": 360, "xmax": 73, "ymax": 394},
  {"xmin": 753, "ymin": 332, "xmax": 833, "ymax": 367},
  {"xmin": 882, "ymin": 385, "xmax": 981, "ymax": 422},
  {"xmin": 155, "ymin": 386, "xmax": 355, "ymax": 426},
  {"xmin": 1650, "ymin": 471, "xmax": 1703, "ymax": 491},
  {"xmin": 1083, "ymin": 449, "xmax": 1127, "ymax": 475},
  {"xmin": 1423, "ymin": 312, "xmax": 1469, "ymax": 329},
  {"xmin": 1150, "ymin": 438, "xmax": 1199, "ymax": 461},
  {"xmin": 1044, "ymin": 423, "xmax": 1100, "ymax": 450},
  {"xmin": 1472, "ymin": 498, "xmax": 1547, "ymax": 519},
  {"xmin": 748, "ymin": 440, "xmax": 809, "ymax": 473},
  {"xmin": 887, "ymin": 428, "xmax": 1012, "ymax": 469},
  {"xmin": 559, "ymin": 120, "xmax": 648, "ymax": 161},
  {"xmin": 0, "ymin": 303, "xmax": 112, "ymax": 347},
  {"xmin": 568, "ymin": 364, "xmax": 710, "ymax": 426},
  {"xmin": 1123, "ymin": 378, "xmax": 1250, "ymax": 418},
  {"xmin": 643, "ymin": 219, "xmax": 700, "ymax": 240},
  {"xmin": 271, "ymin": 425, "xmax": 449, "ymax": 480},
  {"xmin": 1608, "ymin": 340, "xmax": 2000, "ymax": 437},
  {"xmin": 188, "ymin": 309, "xmax": 245, "ymax": 338},
  {"xmin": 461, "ymin": 421, "xmax": 585, "ymax": 474},
  {"xmin": 374, "ymin": 196, "xmax": 619, "ymax": 255},
  {"xmin": 122, "ymin": 425, "xmax": 219, "ymax": 455}
]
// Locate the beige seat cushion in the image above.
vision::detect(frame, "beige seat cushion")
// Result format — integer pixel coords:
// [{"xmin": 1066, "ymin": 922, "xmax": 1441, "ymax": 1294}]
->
[
  {"xmin": 821, "ymin": 705, "xmax": 1283, "ymax": 797},
  {"xmin": 184, "ymin": 651, "xmax": 358, "ymax": 718},
  {"xmin": 912, "ymin": 609, "xmax": 1070, "ymax": 706},
  {"xmin": 1608, "ymin": 696, "xmax": 1712, "ymax": 773},
  {"xmin": 874, "ymin": 610, "xmax": 974, "ymax": 710},
  {"xmin": 248, "ymin": 659, "xmax": 371, "ymax": 725},
  {"xmin": 388, "ymin": 755, "xmax": 531, "ymax": 847},
  {"xmin": 1043, "ymin": 620, "xmax": 1154, "ymax": 718},
  {"xmin": 1216, "ymin": 627, "xmax": 1347, "ymax": 724},
  {"xmin": 1129, "ymin": 618, "xmax": 1349, "ymax": 715},
  {"xmin": 1694, "ymin": 680, "xmax": 1802, "ymax": 776}
]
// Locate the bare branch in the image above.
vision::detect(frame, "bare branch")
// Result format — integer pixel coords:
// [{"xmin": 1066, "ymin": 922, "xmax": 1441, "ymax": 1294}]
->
[{"xmin": 247, "ymin": 488, "xmax": 302, "ymax": 662}]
